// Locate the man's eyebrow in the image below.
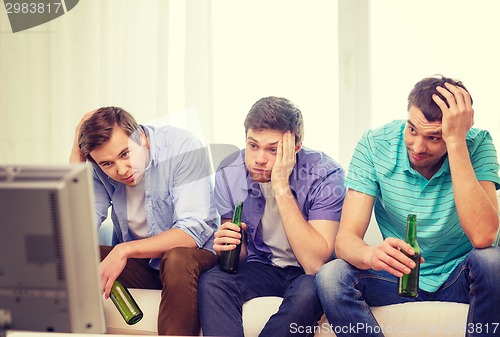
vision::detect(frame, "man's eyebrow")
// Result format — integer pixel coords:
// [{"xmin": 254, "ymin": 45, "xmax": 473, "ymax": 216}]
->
[
  {"xmin": 97, "ymin": 147, "xmax": 129, "ymax": 165},
  {"xmin": 427, "ymin": 129, "xmax": 442, "ymax": 135},
  {"xmin": 406, "ymin": 120, "xmax": 442, "ymax": 135},
  {"xmin": 247, "ymin": 137, "xmax": 279, "ymax": 146},
  {"xmin": 118, "ymin": 147, "xmax": 129, "ymax": 155}
]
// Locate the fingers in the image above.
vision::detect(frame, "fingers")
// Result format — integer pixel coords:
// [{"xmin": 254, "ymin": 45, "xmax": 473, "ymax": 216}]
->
[
  {"xmin": 370, "ymin": 238, "xmax": 418, "ymax": 277},
  {"xmin": 104, "ymin": 278, "xmax": 114, "ymax": 299},
  {"xmin": 99, "ymin": 248, "xmax": 125, "ymax": 299},
  {"xmin": 434, "ymin": 83, "xmax": 474, "ymax": 143},
  {"xmin": 71, "ymin": 109, "xmax": 99, "ymax": 161},
  {"xmin": 282, "ymin": 131, "xmax": 296, "ymax": 165},
  {"xmin": 213, "ymin": 222, "xmax": 244, "ymax": 252},
  {"xmin": 99, "ymin": 265, "xmax": 115, "ymax": 299},
  {"xmin": 81, "ymin": 108, "xmax": 99, "ymax": 125},
  {"xmin": 435, "ymin": 83, "xmax": 472, "ymax": 115}
]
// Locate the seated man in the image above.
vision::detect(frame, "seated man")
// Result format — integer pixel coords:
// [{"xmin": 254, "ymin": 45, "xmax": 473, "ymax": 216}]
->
[
  {"xmin": 198, "ymin": 96, "xmax": 346, "ymax": 337},
  {"xmin": 69, "ymin": 107, "xmax": 218, "ymax": 336},
  {"xmin": 316, "ymin": 75, "xmax": 500, "ymax": 337}
]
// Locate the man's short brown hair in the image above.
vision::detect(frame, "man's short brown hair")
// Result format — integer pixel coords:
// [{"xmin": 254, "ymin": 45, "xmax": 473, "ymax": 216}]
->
[
  {"xmin": 78, "ymin": 106, "xmax": 143, "ymax": 158},
  {"xmin": 244, "ymin": 96, "xmax": 304, "ymax": 144}
]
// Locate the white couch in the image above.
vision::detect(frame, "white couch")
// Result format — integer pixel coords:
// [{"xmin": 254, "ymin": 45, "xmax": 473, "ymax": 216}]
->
[
  {"xmin": 103, "ymin": 290, "xmax": 468, "ymax": 337},
  {"xmin": 101, "ymin": 191, "xmax": 500, "ymax": 336},
  {"xmin": 99, "ymin": 222, "xmax": 473, "ymax": 337}
]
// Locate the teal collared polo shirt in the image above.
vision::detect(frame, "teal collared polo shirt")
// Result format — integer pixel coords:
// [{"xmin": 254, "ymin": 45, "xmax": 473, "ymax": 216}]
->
[{"xmin": 346, "ymin": 120, "xmax": 500, "ymax": 292}]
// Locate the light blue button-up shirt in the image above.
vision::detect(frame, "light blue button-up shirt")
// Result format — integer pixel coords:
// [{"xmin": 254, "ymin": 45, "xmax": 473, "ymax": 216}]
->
[{"xmin": 91, "ymin": 124, "xmax": 218, "ymax": 269}]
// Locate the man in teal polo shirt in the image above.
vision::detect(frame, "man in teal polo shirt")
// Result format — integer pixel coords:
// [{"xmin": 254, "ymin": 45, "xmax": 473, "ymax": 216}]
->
[{"xmin": 316, "ymin": 75, "xmax": 500, "ymax": 337}]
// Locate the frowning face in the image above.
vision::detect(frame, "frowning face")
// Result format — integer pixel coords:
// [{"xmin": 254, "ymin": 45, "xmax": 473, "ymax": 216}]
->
[
  {"xmin": 244, "ymin": 129, "xmax": 283, "ymax": 183},
  {"xmin": 90, "ymin": 126, "xmax": 150, "ymax": 186},
  {"xmin": 404, "ymin": 106, "xmax": 447, "ymax": 179}
]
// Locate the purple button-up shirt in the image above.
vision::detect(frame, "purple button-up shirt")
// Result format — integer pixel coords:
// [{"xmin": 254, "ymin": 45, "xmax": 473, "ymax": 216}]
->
[{"xmin": 214, "ymin": 147, "xmax": 346, "ymax": 266}]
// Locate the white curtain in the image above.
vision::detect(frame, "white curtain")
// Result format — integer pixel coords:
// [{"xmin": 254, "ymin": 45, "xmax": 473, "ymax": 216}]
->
[
  {"xmin": 0, "ymin": 0, "xmax": 213, "ymax": 164},
  {"xmin": 2, "ymin": 1, "xmax": 499, "ymax": 169},
  {"xmin": 370, "ymin": 0, "xmax": 500, "ymax": 145}
]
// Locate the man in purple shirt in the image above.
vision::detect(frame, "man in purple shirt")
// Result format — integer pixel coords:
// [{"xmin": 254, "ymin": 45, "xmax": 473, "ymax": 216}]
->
[{"xmin": 198, "ymin": 96, "xmax": 346, "ymax": 337}]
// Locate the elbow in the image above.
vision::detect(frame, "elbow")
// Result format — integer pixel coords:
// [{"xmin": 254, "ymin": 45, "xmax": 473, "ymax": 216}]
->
[
  {"xmin": 470, "ymin": 233, "xmax": 498, "ymax": 249},
  {"xmin": 302, "ymin": 261, "xmax": 324, "ymax": 275},
  {"xmin": 302, "ymin": 252, "xmax": 335, "ymax": 275},
  {"xmin": 470, "ymin": 222, "xmax": 499, "ymax": 249},
  {"xmin": 334, "ymin": 240, "xmax": 348, "ymax": 260}
]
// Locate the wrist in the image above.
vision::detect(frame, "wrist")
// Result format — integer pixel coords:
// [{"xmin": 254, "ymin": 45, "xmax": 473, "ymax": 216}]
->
[
  {"xmin": 115, "ymin": 242, "xmax": 133, "ymax": 260},
  {"xmin": 272, "ymin": 184, "xmax": 292, "ymax": 199},
  {"xmin": 444, "ymin": 139, "xmax": 467, "ymax": 153}
]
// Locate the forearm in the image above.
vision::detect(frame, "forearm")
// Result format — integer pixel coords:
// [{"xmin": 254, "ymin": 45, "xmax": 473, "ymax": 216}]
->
[
  {"xmin": 275, "ymin": 187, "xmax": 334, "ymax": 274},
  {"xmin": 115, "ymin": 228, "xmax": 197, "ymax": 260},
  {"xmin": 447, "ymin": 141, "xmax": 499, "ymax": 247},
  {"xmin": 335, "ymin": 230, "xmax": 374, "ymax": 269}
]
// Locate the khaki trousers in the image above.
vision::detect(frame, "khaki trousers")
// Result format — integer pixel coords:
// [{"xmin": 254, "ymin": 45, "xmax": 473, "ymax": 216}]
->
[{"xmin": 100, "ymin": 245, "xmax": 218, "ymax": 336}]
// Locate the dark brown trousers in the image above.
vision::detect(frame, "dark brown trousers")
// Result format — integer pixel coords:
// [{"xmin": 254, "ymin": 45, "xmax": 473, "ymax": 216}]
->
[{"xmin": 100, "ymin": 245, "xmax": 218, "ymax": 336}]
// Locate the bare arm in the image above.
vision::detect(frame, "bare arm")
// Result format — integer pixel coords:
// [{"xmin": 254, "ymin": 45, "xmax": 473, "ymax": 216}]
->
[
  {"xmin": 271, "ymin": 132, "xmax": 336, "ymax": 274},
  {"xmin": 435, "ymin": 83, "xmax": 499, "ymax": 247},
  {"xmin": 275, "ymin": 189, "xmax": 338, "ymax": 274},
  {"xmin": 100, "ymin": 228, "xmax": 197, "ymax": 297},
  {"xmin": 336, "ymin": 189, "xmax": 418, "ymax": 278}
]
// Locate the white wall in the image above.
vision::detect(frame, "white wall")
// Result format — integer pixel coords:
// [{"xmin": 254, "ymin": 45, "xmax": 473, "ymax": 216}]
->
[
  {"xmin": 210, "ymin": 1, "xmax": 339, "ymax": 157},
  {"xmin": 370, "ymin": 0, "xmax": 500, "ymax": 147},
  {"xmin": 1, "ymin": 1, "xmax": 499, "ymax": 170}
]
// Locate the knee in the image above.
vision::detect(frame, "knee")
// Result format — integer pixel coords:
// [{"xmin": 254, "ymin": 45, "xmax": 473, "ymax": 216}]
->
[
  {"xmin": 160, "ymin": 247, "xmax": 201, "ymax": 284},
  {"xmin": 198, "ymin": 267, "xmax": 229, "ymax": 297},
  {"xmin": 315, "ymin": 259, "xmax": 352, "ymax": 294},
  {"xmin": 468, "ymin": 247, "xmax": 500, "ymax": 272},
  {"xmin": 288, "ymin": 275, "xmax": 318, "ymax": 302}
]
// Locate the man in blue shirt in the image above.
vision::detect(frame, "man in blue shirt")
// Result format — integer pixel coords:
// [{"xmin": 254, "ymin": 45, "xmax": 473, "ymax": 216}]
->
[
  {"xmin": 316, "ymin": 76, "xmax": 500, "ymax": 336},
  {"xmin": 198, "ymin": 96, "xmax": 346, "ymax": 337},
  {"xmin": 70, "ymin": 106, "xmax": 218, "ymax": 335}
]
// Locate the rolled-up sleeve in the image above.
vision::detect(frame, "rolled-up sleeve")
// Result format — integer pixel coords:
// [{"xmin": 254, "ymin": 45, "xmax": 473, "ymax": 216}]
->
[{"xmin": 170, "ymin": 140, "xmax": 217, "ymax": 248}]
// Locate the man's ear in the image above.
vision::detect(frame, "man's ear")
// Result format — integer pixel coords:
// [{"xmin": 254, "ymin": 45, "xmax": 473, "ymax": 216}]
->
[
  {"xmin": 140, "ymin": 132, "xmax": 148, "ymax": 146},
  {"xmin": 294, "ymin": 141, "xmax": 302, "ymax": 153}
]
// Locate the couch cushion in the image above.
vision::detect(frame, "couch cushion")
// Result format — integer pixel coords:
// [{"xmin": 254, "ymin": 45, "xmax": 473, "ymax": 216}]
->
[
  {"xmin": 104, "ymin": 288, "xmax": 159, "ymax": 335},
  {"xmin": 104, "ymin": 289, "xmax": 469, "ymax": 337}
]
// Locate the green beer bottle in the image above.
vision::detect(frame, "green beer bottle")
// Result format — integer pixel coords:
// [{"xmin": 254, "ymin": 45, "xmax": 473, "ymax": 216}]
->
[
  {"xmin": 110, "ymin": 280, "xmax": 144, "ymax": 325},
  {"xmin": 219, "ymin": 201, "xmax": 244, "ymax": 273},
  {"xmin": 398, "ymin": 214, "xmax": 421, "ymax": 297}
]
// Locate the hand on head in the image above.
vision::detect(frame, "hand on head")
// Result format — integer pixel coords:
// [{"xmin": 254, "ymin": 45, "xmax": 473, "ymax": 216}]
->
[
  {"xmin": 433, "ymin": 82, "xmax": 474, "ymax": 144},
  {"xmin": 69, "ymin": 109, "xmax": 100, "ymax": 163},
  {"xmin": 271, "ymin": 131, "xmax": 299, "ymax": 195}
]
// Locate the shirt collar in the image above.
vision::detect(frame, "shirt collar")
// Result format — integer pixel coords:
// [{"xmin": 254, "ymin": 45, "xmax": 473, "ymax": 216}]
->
[{"xmin": 141, "ymin": 125, "xmax": 156, "ymax": 168}]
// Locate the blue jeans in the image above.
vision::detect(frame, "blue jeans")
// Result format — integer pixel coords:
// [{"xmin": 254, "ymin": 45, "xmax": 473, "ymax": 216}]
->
[
  {"xmin": 315, "ymin": 247, "xmax": 500, "ymax": 337},
  {"xmin": 198, "ymin": 261, "xmax": 324, "ymax": 337}
]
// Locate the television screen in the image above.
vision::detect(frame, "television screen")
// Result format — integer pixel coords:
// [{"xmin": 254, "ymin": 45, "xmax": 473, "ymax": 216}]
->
[{"xmin": 0, "ymin": 164, "xmax": 106, "ymax": 334}]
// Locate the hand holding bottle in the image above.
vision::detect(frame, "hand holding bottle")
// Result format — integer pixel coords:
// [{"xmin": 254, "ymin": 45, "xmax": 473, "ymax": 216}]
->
[
  {"xmin": 398, "ymin": 214, "xmax": 421, "ymax": 297},
  {"xmin": 110, "ymin": 280, "xmax": 143, "ymax": 325},
  {"xmin": 219, "ymin": 202, "xmax": 244, "ymax": 273},
  {"xmin": 213, "ymin": 202, "xmax": 246, "ymax": 255}
]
